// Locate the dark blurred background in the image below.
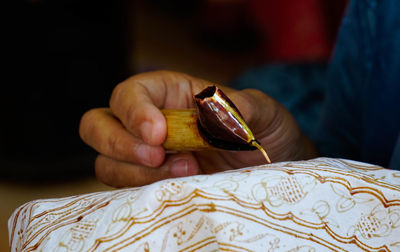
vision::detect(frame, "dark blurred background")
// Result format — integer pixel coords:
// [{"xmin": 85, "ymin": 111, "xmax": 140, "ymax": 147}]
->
[
  {"xmin": 1, "ymin": 0, "xmax": 348, "ymax": 248},
  {"xmin": 2, "ymin": 0, "xmax": 132, "ymax": 181},
  {"xmin": 1, "ymin": 0, "xmax": 347, "ymax": 182}
]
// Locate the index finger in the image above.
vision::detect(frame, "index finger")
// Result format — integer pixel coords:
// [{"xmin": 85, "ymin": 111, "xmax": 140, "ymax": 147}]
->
[{"xmin": 109, "ymin": 71, "xmax": 211, "ymax": 146}]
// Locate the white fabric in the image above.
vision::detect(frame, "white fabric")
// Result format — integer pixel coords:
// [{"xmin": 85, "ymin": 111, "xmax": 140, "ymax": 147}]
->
[{"xmin": 8, "ymin": 158, "xmax": 400, "ymax": 251}]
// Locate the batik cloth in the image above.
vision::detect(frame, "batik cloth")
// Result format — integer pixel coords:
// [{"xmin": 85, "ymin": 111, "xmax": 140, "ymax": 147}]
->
[{"xmin": 9, "ymin": 158, "xmax": 400, "ymax": 251}]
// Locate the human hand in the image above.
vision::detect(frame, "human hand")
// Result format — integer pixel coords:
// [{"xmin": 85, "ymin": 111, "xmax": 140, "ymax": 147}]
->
[{"xmin": 79, "ymin": 71, "xmax": 317, "ymax": 187}]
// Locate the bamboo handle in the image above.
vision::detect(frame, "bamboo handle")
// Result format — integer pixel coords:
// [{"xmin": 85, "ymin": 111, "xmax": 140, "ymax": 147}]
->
[{"xmin": 161, "ymin": 109, "xmax": 216, "ymax": 151}]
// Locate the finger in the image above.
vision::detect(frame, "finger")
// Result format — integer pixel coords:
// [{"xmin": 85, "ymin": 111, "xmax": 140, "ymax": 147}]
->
[
  {"xmin": 109, "ymin": 71, "xmax": 211, "ymax": 146},
  {"xmin": 111, "ymin": 84, "xmax": 166, "ymax": 146},
  {"xmin": 79, "ymin": 108, "xmax": 165, "ymax": 167},
  {"xmin": 95, "ymin": 153, "xmax": 200, "ymax": 188}
]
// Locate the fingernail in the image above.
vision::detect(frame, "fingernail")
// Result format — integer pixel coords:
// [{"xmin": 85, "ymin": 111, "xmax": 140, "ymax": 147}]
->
[
  {"xmin": 136, "ymin": 144, "xmax": 152, "ymax": 166},
  {"xmin": 171, "ymin": 159, "xmax": 189, "ymax": 177},
  {"xmin": 140, "ymin": 121, "xmax": 153, "ymax": 144}
]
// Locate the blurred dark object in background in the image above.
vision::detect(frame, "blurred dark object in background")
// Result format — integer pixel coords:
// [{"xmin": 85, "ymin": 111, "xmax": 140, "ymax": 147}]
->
[
  {"xmin": 1, "ymin": 1, "xmax": 131, "ymax": 181},
  {"xmin": 189, "ymin": 0, "xmax": 347, "ymax": 62},
  {"xmin": 194, "ymin": 0, "xmax": 261, "ymax": 53},
  {"xmin": 142, "ymin": 0, "xmax": 261, "ymax": 55},
  {"xmin": 248, "ymin": 0, "xmax": 348, "ymax": 62}
]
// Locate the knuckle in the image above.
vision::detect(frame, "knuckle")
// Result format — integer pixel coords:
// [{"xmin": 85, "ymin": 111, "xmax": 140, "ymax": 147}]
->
[
  {"xmin": 110, "ymin": 81, "xmax": 132, "ymax": 111},
  {"xmin": 109, "ymin": 84, "xmax": 140, "ymax": 134},
  {"xmin": 79, "ymin": 109, "xmax": 97, "ymax": 142},
  {"xmin": 105, "ymin": 131, "xmax": 121, "ymax": 158},
  {"xmin": 124, "ymin": 104, "xmax": 139, "ymax": 133},
  {"xmin": 109, "ymin": 84, "xmax": 124, "ymax": 109},
  {"xmin": 243, "ymin": 88, "xmax": 267, "ymax": 101}
]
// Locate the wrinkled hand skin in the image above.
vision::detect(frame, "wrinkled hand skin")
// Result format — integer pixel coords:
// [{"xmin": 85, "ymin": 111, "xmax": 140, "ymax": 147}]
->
[{"xmin": 79, "ymin": 71, "xmax": 318, "ymax": 188}]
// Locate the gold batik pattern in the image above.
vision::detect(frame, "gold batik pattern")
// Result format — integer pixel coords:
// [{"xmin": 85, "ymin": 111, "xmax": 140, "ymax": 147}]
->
[{"xmin": 8, "ymin": 158, "xmax": 400, "ymax": 251}]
